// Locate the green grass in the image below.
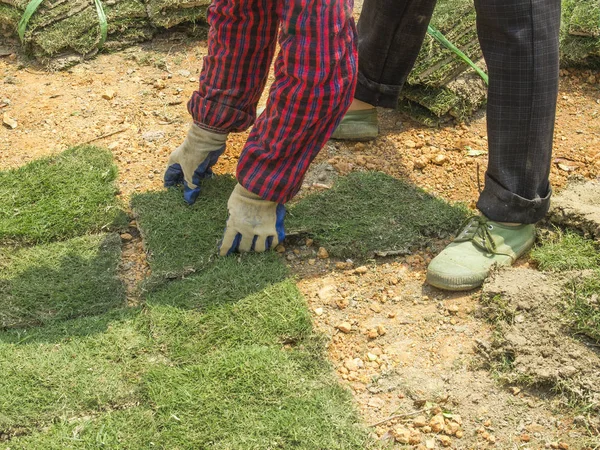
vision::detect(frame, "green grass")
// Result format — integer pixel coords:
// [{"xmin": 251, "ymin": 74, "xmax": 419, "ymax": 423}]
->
[
  {"xmin": 0, "ymin": 146, "xmax": 127, "ymax": 244},
  {"xmin": 566, "ymin": 271, "xmax": 600, "ymax": 343},
  {"xmin": 131, "ymin": 175, "xmax": 235, "ymax": 277},
  {"xmin": 0, "ymin": 234, "xmax": 125, "ymax": 329},
  {"xmin": 531, "ymin": 229, "xmax": 600, "ymax": 271},
  {"xmin": 1, "ymin": 254, "xmax": 369, "ymax": 448},
  {"xmin": 288, "ymin": 171, "xmax": 468, "ymax": 259}
]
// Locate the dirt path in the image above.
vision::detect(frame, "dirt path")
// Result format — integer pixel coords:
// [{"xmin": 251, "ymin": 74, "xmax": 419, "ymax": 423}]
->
[{"xmin": 2, "ymin": 33, "xmax": 600, "ymax": 449}]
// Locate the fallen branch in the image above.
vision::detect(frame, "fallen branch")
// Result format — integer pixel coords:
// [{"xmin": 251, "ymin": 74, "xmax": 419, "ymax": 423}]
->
[
  {"xmin": 369, "ymin": 408, "xmax": 429, "ymax": 428},
  {"xmin": 79, "ymin": 127, "xmax": 128, "ymax": 145}
]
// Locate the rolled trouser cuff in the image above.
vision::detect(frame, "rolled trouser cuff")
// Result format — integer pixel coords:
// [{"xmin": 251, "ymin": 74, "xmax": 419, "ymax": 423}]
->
[
  {"xmin": 477, "ymin": 174, "xmax": 551, "ymax": 224},
  {"xmin": 354, "ymin": 72, "xmax": 402, "ymax": 109}
]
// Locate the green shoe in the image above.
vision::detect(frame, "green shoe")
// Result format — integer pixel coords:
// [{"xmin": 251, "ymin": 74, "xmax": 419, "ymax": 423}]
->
[
  {"xmin": 330, "ymin": 108, "xmax": 379, "ymax": 141},
  {"xmin": 426, "ymin": 216, "xmax": 536, "ymax": 291}
]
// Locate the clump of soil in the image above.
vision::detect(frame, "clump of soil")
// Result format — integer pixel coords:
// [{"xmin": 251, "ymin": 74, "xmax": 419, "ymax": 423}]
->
[
  {"xmin": 549, "ymin": 179, "xmax": 600, "ymax": 241},
  {"xmin": 481, "ymin": 267, "xmax": 600, "ymax": 413}
]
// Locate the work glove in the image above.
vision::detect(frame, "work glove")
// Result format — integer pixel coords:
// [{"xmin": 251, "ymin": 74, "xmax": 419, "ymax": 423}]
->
[
  {"xmin": 219, "ymin": 183, "xmax": 286, "ymax": 256},
  {"xmin": 164, "ymin": 123, "xmax": 227, "ymax": 204}
]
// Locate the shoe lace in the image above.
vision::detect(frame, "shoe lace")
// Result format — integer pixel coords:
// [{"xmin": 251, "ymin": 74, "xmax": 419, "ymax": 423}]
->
[{"xmin": 454, "ymin": 216, "xmax": 497, "ymax": 254}]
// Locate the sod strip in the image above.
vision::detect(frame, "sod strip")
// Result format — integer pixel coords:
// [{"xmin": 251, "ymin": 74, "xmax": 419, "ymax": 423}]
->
[
  {"xmin": 0, "ymin": 146, "xmax": 127, "ymax": 244},
  {"xmin": 289, "ymin": 171, "xmax": 468, "ymax": 259},
  {"xmin": 0, "ymin": 308, "xmax": 150, "ymax": 436},
  {"xmin": 0, "ymin": 233, "xmax": 126, "ymax": 329},
  {"xmin": 131, "ymin": 174, "xmax": 236, "ymax": 277}
]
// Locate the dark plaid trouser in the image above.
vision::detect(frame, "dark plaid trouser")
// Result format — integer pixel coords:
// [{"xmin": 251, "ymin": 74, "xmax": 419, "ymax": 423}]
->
[
  {"xmin": 356, "ymin": 0, "xmax": 561, "ymax": 224},
  {"xmin": 187, "ymin": 0, "xmax": 357, "ymax": 203}
]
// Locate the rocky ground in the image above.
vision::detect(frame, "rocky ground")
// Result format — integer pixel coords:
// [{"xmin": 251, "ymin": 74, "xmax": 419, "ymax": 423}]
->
[{"xmin": 2, "ymin": 28, "xmax": 600, "ymax": 449}]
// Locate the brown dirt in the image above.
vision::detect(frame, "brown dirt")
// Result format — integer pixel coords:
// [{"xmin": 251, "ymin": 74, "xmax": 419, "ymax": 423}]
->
[{"xmin": 2, "ymin": 25, "xmax": 600, "ymax": 449}]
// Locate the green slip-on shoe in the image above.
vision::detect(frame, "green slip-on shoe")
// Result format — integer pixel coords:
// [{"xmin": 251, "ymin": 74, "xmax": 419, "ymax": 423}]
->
[
  {"xmin": 426, "ymin": 216, "xmax": 536, "ymax": 291},
  {"xmin": 330, "ymin": 108, "xmax": 379, "ymax": 141}
]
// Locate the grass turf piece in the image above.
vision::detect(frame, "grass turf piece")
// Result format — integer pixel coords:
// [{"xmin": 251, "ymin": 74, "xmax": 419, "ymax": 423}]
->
[
  {"xmin": 0, "ymin": 308, "xmax": 151, "ymax": 436},
  {"xmin": 131, "ymin": 174, "xmax": 235, "ymax": 277},
  {"xmin": 531, "ymin": 229, "xmax": 600, "ymax": 271},
  {"xmin": 0, "ymin": 234, "xmax": 125, "ymax": 329},
  {"xmin": 0, "ymin": 146, "xmax": 127, "ymax": 244},
  {"xmin": 566, "ymin": 271, "xmax": 600, "ymax": 343},
  {"xmin": 288, "ymin": 171, "xmax": 468, "ymax": 259}
]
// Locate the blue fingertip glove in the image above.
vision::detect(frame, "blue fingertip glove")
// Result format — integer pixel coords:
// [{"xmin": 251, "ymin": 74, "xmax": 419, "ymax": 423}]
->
[
  {"xmin": 219, "ymin": 183, "xmax": 286, "ymax": 256},
  {"xmin": 164, "ymin": 123, "xmax": 227, "ymax": 205}
]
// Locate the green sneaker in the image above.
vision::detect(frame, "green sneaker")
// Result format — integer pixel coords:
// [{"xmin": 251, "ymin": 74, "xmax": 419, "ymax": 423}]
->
[
  {"xmin": 330, "ymin": 108, "xmax": 379, "ymax": 141},
  {"xmin": 426, "ymin": 216, "xmax": 536, "ymax": 291}
]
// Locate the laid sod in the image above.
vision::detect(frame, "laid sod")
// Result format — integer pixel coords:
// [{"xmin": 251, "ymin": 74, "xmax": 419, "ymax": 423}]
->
[
  {"xmin": 531, "ymin": 229, "xmax": 600, "ymax": 271},
  {"xmin": 532, "ymin": 230, "xmax": 600, "ymax": 343},
  {"xmin": 0, "ymin": 233, "xmax": 125, "ymax": 329},
  {"xmin": 2, "ymin": 256, "xmax": 369, "ymax": 448},
  {"xmin": 289, "ymin": 171, "xmax": 468, "ymax": 259},
  {"xmin": 131, "ymin": 174, "xmax": 235, "ymax": 277},
  {"xmin": 0, "ymin": 146, "xmax": 127, "ymax": 244}
]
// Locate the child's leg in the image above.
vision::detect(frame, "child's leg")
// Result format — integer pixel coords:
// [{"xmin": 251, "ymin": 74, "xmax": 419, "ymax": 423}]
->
[{"xmin": 236, "ymin": 0, "xmax": 358, "ymax": 203}]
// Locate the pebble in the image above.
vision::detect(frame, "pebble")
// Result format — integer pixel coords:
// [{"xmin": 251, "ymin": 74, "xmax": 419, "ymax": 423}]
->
[
  {"xmin": 367, "ymin": 352, "xmax": 378, "ymax": 361},
  {"xmin": 438, "ymin": 435, "xmax": 452, "ymax": 447},
  {"xmin": 317, "ymin": 247, "xmax": 329, "ymax": 259},
  {"xmin": 178, "ymin": 69, "xmax": 191, "ymax": 77},
  {"xmin": 376, "ymin": 324, "xmax": 387, "ymax": 336},
  {"xmin": 354, "ymin": 266, "xmax": 368, "ymax": 274},
  {"xmin": 307, "ymin": 258, "xmax": 316, "ymax": 265},
  {"xmin": 120, "ymin": 233, "xmax": 133, "ymax": 241},
  {"xmin": 142, "ymin": 130, "xmax": 165, "ymax": 142},
  {"xmin": 392, "ymin": 426, "xmax": 411, "ymax": 444},
  {"xmin": 433, "ymin": 154, "xmax": 449, "ymax": 165},
  {"xmin": 336, "ymin": 322, "xmax": 352, "ymax": 333},
  {"xmin": 367, "ymin": 397, "xmax": 384, "ymax": 409},
  {"xmin": 405, "ymin": 139, "xmax": 417, "ymax": 148},
  {"xmin": 425, "ymin": 438, "xmax": 436, "ymax": 449},
  {"xmin": 430, "ymin": 413, "xmax": 445, "ymax": 432},
  {"xmin": 314, "ymin": 307, "xmax": 324, "ymax": 316},
  {"xmin": 367, "ymin": 329, "xmax": 379, "ymax": 339},
  {"xmin": 305, "ymin": 238, "xmax": 314, "ymax": 247},
  {"xmin": 336, "ymin": 298, "xmax": 349, "ymax": 310},
  {"xmin": 413, "ymin": 416, "xmax": 428, "ymax": 428},
  {"xmin": 102, "ymin": 90, "xmax": 116, "ymax": 100}
]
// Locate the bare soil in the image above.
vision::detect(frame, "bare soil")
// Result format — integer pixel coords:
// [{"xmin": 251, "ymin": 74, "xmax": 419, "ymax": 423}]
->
[{"xmin": 2, "ymin": 27, "xmax": 600, "ymax": 449}]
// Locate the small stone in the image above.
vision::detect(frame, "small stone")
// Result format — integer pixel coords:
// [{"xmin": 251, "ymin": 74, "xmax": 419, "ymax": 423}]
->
[
  {"xmin": 370, "ymin": 303, "xmax": 382, "ymax": 313},
  {"xmin": 413, "ymin": 416, "xmax": 428, "ymax": 428},
  {"xmin": 430, "ymin": 413, "xmax": 445, "ymax": 433},
  {"xmin": 368, "ymin": 396, "xmax": 384, "ymax": 409},
  {"xmin": 558, "ymin": 443, "xmax": 569, "ymax": 450},
  {"xmin": 317, "ymin": 247, "xmax": 329, "ymax": 259},
  {"xmin": 405, "ymin": 139, "xmax": 417, "ymax": 148},
  {"xmin": 344, "ymin": 358, "xmax": 363, "ymax": 371},
  {"xmin": 336, "ymin": 322, "xmax": 352, "ymax": 333},
  {"xmin": 520, "ymin": 434, "xmax": 531, "ymax": 442},
  {"xmin": 454, "ymin": 429, "xmax": 463, "ymax": 439},
  {"xmin": 307, "ymin": 258, "xmax": 316, "ymax": 265},
  {"xmin": 438, "ymin": 435, "xmax": 452, "ymax": 447},
  {"xmin": 433, "ymin": 154, "xmax": 448, "ymax": 165},
  {"xmin": 120, "ymin": 233, "xmax": 133, "ymax": 241},
  {"xmin": 178, "ymin": 69, "xmax": 191, "ymax": 77},
  {"xmin": 102, "ymin": 90, "xmax": 116, "ymax": 100},
  {"xmin": 511, "ymin": 386, "xmax": 521, "ymax": 395},
  {"xmin": 2, "ymin": 112, "xmax": 17, "ymax": 129},
  {"xmin": 154, "ymin": 79, "xmax": 166, "ymax": 90},
  {"xmin": 445, "ymin": 421, "xmax": 461, "ymax": 436},
  {"xmin": 483, "ymin": 419, "xmax": 491, "ymax": 427},
  {"xmin": 336, "ymin": 298, "xmax": 349, "ymax": 310},
  {"xmin": 318, "ymin": 284, "xmax": 336, "ymax": 300},
  {"xmin": 377, "ymin": 324, "xmax": 387, "ymax": 336},
  {"xmin": 142, "ymin": 130, "xmax": 165, "ymax": 142},
  {"xmin": 413, "ymin": 157, "xmax": 428, "ymax": 170},
  {"xmin": 425, "ymin": 438, "xmax": 436, "ymax": 449},
  {"xmin": 367, "ymin": 352, "xmax": 378, "ymax": 361},
  {"xmin": 354, "ymin": 266, "xmax": 368, "ymax": 274},
  {"xmin": 422, "ymin": 426, "xmax": 432, "ymax": 433},
  {"xmin": 447, "ymin": 304, "xmax": 459, "ymax": 314},
  {"xmin": 335, "ymin": 262, "xmax": 348, "ymax": 270},
  {"xmin": 392, "ymin": 426, "xmax": 411, "ymax": 444},
  {"xmin": 275, "ymin": 244, "xmax": 286, "ymax": 253},
  {"xmin": 305, "ymin": 238, "xmax": 314, "ymax": 247},
  {"xmin": 314, "ymin": 307, "xmax": 324, "ymax": 316},
  {"xmin": 409, "ymin": 429, "xmax": 422, "ymax": 445},
  {"xmin": 367, "ymin": 329, "xmax": 379, "ymax": 339}
]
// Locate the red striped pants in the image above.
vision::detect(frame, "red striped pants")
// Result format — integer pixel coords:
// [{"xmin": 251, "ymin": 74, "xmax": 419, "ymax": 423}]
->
[{"xmin": 187, "ymin": 0, "xmax": 357, "ymax": 203}]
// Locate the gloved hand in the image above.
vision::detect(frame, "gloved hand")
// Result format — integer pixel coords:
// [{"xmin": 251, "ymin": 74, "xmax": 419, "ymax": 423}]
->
[
  {"xmin": 219, "ymin": 183, "xmax": 286, "ymax": 256},
  {"xmin": 164, "ymin": 123, "xmax": 227, "ymax": 204}
]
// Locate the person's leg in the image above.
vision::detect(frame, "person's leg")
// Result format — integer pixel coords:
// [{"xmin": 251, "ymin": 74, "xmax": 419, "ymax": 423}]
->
[
  {"xmin": 426, "ymin": 0, "xmax": 561, "ymax": 291},
  {"xmin": 235, "ymin": 0, "xmax": 358, "ymax": 204},
  {"xmin": 332, "ymin": 0, "xmax": 436, "ymax": 140},
  {"xmin": 165, "ymin": 0, "xmax": 279, "ymax": 204},
  {"xmin": 475, "ymin": 0, "xmax": 560, "ymax": 224}
]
